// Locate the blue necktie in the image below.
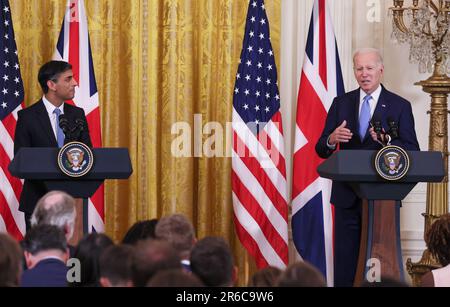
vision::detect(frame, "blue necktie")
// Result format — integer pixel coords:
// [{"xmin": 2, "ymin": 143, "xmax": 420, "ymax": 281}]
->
[
  {"xmin": 53, "ymin": 108, "xmax": 65, "ymax": 148},
  {"xmin": 359, "ymin": 95, "xmax": 372, "ymax": 140}
]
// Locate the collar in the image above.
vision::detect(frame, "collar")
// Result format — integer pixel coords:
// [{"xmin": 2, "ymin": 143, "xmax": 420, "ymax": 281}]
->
[
  {"xmin": 42, "ymin": 96, "xmax": 65, "ymax": 116},
  {"xmin": 359, "ymin": 84, "xmax": 382, "ymax": 103}
]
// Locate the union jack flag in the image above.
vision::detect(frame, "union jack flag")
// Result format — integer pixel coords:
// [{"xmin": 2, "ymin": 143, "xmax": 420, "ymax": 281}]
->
[
  {"xmin": 53, "ymin": 0, "xmax": 104, "ymax": 232},
  {"xmin": 232, "ymin": 0, "xmax": 288, "ymax": 269},
  {"xmin": 292, "ymin": 0, "xmax": 345, "ymax": 286},
  {"xmin": 0, "ymin": 0, "xmax": 25, "ymax": 239}
]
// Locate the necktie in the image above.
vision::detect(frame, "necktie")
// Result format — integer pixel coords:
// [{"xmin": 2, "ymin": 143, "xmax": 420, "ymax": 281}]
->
[
  {"xmin": 359, "ymin": 95, "xmax": 372, "ymax": 140},
  {"xmin": 53, "ymin": 108, "xmax": 65, "ymax": 148}
]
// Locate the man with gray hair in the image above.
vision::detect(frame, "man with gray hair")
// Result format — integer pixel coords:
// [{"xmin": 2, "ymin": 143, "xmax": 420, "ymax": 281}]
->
[
  {"xmin": 316, "ymin": 48, "xmax": 419, "ymax": 286},
  {"xmin": 154, "ymin": 214, "xmax": 196, "ymax": 270},
  {"xmin": 31, "ymin": 191, "xmax": 76, "ymax": 249}
]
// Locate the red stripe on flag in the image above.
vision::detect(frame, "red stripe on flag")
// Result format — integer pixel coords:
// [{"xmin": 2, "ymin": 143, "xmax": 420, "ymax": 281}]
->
[
  {"xmin": 86, "ymin": 108, "xmax": 102, "ymax": 147},
  {"xmin": 69, "ymin": 22, "xmax": 80, "ymax": 84},
  {"xmin": 232, "ymin": 170, "xmax": 288, "ymax": 265},
  {"xmin": 258, "ymin": 129, "xmax": 287, "ymax": 179},
  {"xmin": 233, "ymin": 132, "xmax": 288, "ymax": 219},
  {"xmin": 2, "ymin": 113, "xmax": 18, "ymax": 140},
  {"xmin": 0, "ymin": 191, "xmax": 23, "ymax": 241},
  {"xmin": 0, "ymin": 147, "xmax": 22, "ymax": 201},
  {"xmin": 232, "ymin": 214, "xmax": 269, "ymax": 269},
  {"xmin": 319, "ymin": 0, "xmax": 327, "ymax": 89},
  {"xmin": 90, "ymin": 185, "xmax": 104, "ymax": 220}
]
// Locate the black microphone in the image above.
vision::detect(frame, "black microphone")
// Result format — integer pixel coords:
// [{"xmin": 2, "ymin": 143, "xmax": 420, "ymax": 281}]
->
[
  {"xmin": 371, "ymin": 117, "xmax": 382, "ymax": 141},
  {"xmin": 59, "ymin": 114, "xmax": 70, "ymax": 135},
  {"xmin": 387, "ymin": 117, "xmax": 399, "ymax": 139},
  {"xmin": 70, "ymin": 118, "xmax": 85, "ymax": 140}
]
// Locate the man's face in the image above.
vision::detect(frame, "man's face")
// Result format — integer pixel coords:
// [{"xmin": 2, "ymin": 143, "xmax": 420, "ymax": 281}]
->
[
  {"xmin": 353, "ymin": 52, "xmax": 384, "ymax": 94},
  {"xmin": 48, "ymin": 69, "xmax": 78, "ymax": 101}
]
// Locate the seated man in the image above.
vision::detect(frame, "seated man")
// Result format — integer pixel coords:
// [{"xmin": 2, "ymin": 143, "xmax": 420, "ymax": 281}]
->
[{"xmin": 20, "ymin": 224, "xmax": 69, "ymax": 287}]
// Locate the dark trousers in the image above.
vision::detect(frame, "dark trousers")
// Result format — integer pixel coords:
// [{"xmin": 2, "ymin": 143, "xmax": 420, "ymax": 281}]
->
[{"xmin": 334, "ymin": 200, "xmax": 362, "ymax": 287}]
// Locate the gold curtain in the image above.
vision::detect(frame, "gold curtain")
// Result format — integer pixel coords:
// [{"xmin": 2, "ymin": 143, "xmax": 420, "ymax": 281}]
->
[{"xmin": 11, "ymin": 0, "xmax": 280, "ymax": 285}]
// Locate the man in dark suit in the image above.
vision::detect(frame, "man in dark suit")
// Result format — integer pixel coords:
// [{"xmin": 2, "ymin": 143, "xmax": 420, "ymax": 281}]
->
[
  {"xmin": 14, "ymin": 61, "xmax": 92, "ymax": 230},
  {"xmin": 315, "ymin": 48, "xmax": 420, "ymax": 287},
  {"xmin": 20, "ymin": 224, "xmax": 69, "ymax": 287}
]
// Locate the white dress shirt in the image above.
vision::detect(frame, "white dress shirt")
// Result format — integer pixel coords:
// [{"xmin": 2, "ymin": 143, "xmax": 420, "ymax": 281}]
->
[{"xmin": 42, "ymin": 97, "xmax": 65, "ymax": 140}]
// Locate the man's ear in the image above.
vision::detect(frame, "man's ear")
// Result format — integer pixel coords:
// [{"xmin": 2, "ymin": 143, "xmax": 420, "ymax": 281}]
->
[
  {"xmin": 24, "ymin": 251, "xmax": 34, "ymax": 269},
  {"xmin": 47, "ymin": 79, "xmax": 56, "ymax": 92},
  {"xmin": 99, "ymin": 277, "xmax": 111, "ymax": 287}
]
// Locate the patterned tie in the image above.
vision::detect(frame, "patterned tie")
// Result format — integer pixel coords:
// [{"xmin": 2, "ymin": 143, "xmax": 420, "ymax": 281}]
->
[
  {"xmin": 359, "ymin": 95, "xmax": 372, "ymax": 140},
  {"xmin": 53, "ymin": 108, "xmax": 65, "ymax": 148}
]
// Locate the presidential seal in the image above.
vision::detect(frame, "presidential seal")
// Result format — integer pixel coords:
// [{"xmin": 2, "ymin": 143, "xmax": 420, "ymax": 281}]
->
[
  {"xmin": 374, "ymin": 145, "xmax": 410, "ymax": 181},
  {"xmin": 58, "ymin": 142, "xmax": 94, "ymax": 178}
]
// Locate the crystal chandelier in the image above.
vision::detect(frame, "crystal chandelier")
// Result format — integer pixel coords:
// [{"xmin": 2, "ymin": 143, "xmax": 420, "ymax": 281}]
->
[{"xmin": 389, "ymin": 0, "xmax": 450, "ymax": 75}]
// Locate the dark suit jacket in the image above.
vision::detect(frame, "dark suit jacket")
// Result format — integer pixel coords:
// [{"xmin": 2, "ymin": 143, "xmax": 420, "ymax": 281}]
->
[
  {"xmin": 315, "ymin": 86, "xmax": 420, "ymax": 208},
  {"xmin": 14, "ymin": 100, "xmax": 92, "ymax": 214},
  {"xmin": 20, "ymin": 258, "xmax": 68, "ymax": 287}
]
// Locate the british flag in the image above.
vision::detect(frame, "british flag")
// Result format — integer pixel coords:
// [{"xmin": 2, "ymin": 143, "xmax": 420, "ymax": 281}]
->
[
  {"xmin": 232, "ymin": 0, "xmax": 288, "ymax": 269},
  {"xmin": 292, "ymin": 0, "xmax": 345, "ymax": 286},
  {"xmin": 53, "ymin": 0, "xmax": 104, "ymax": 232},
  {"xmin": 0, "ymin": 0, "xmax": 25, "ymax": 239}
]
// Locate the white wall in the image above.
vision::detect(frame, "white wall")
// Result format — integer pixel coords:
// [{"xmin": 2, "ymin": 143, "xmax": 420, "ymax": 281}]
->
[{"xmin": 280, "ymin": 0, "xmax": 439, "ymax": 282}]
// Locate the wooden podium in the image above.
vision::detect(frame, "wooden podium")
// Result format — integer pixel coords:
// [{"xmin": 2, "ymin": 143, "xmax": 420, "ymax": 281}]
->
[
  {"xmin": 317, "ymin": 150, "xmax": 444, "ymax": 285},
  {"xmin": 9, "ymin": 147, "xmax": 133, "ymax": 244}
]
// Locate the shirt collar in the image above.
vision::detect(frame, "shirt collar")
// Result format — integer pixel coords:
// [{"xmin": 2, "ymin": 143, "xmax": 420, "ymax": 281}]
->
[
  {"xmin": 360, "ymin": 85, "xmax": 382, "ymax": 103},
  {"xmin": 42, "ymin": 96, "xmax": 64, "ymax": 115}
]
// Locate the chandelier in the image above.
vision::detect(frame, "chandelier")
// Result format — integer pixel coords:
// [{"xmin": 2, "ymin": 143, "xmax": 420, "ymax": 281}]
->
[{"xmin": 389, "ymin": 0, "xmax": 450, "ymax": 75}]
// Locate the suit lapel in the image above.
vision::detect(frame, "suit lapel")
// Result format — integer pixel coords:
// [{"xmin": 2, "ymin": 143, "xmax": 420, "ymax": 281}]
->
[{"xmin": 35, "ymin": 100, "xmax": 58, "ymax": 146}]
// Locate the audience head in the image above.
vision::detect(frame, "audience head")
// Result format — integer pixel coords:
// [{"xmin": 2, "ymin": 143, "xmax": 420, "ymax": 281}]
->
[
  {"xmin": 99, "ymin": 244, "xmax": 134, "ymax": 287},
  {"xmin": 122, "ymin": 219, "xmax": 158, "ymax": 245},
  {"xmin": 190, "ymin": 236, "xmax": 236, "ymax": 287},
  {"xmin": 71, "ymin": 233, "xmax": 114, "ymax": 287},
  {"xmin": 155, "ymin": 214, "xmax": 195, "ymax": 259},
  {"xmin": 22, "ymin": 224, "xmax": 68, "ymax": 270},
  {"xmin": 425, "ymin": 213, "xmax": 450, "ymax": 266},
  {"xmin": 132, "ymin": 239, "xmax": 181, "ymax": 287},
  {"xmin": 0, "ymin": 234, "xmax": 22, "ymax": 287},
  {"xmin": 147, "ymin": 269, "xmax": 204, "ymax": 287},
  {"xmin": 277, "ymin": 261, "xmax": 326, "ymax": 287},
  {"xmin": 31, "ymin": 191, "xmax": 76, "ymax": 241},
  {"xmin": 248, "ymin": 266, "xmax": 282, "ymax": 287}
]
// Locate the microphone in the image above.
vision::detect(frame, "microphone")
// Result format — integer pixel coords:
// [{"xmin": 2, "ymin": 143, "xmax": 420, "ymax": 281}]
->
[
  {"xmin": 371, "ymin": 117, "xmax": 382, "ymax": 141},
  {"xmin": 59, "ymin": 114, "xmax": 70, "ymax": 135},
  {"xmin": 387, "ymin": 117, "xmax": 399, "ymax": 139},
  {"xmin": 70, "ymin": 118, "xmax": 86, "ymax": 140}
]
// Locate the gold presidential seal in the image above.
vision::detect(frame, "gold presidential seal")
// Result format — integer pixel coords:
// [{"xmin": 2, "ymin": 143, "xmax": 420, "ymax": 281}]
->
[
  {"xmin": 374, "ymin": 145, "xmax": 410, "ymax": 181},
  {"xmin": 58, "ymin": 142, "xmax": 94, "ymax": 177}
]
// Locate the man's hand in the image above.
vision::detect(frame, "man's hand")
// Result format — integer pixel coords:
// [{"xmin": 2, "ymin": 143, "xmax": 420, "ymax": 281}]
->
[
  {"xmin": 329, "ymin": 120, "xmax": 353, "ymax": 145},
  {"xmin": 369, "ymin": 127, "xmax": 386, "ymax": 143}
]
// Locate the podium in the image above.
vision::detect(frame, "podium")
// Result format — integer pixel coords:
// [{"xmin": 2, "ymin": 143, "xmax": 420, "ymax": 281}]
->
[
  {"xmin": 317, "ymin": 150, "xmax": 444, "ymax": 285},
  {"xmin": 9, "ymin": 147, "xmax": 132, "ymax": 243}
]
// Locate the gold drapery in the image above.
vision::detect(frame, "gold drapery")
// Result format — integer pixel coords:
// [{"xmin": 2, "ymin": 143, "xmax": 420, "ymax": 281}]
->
[{"xmin": 11, "ymin": 0, "xmax": 280, "ymax": 284}]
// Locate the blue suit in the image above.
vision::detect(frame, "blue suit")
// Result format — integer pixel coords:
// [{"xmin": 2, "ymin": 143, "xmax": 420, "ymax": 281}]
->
[
  {"xmin": 20, "ymin": 258, "xmax": 68, "ymax": 287},
  {"xmin": 315, "ymin": 86, "xmax": 420, "ymax": 286}
]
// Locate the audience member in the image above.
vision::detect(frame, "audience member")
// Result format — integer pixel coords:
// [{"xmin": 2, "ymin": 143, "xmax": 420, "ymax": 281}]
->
[
  {"xmin": 70, "ymin": 233, "xmax": 114, "ymax": 287},
  {"xmin": 122, "ymin": 219, "xmax": 158, "ymax": 245},
  {"xmin": 99, "ymin": 244, "xmax": 134, "ymax": 287},
  {"xmin": 147, "ymin": 269, "xmax": 204, "ymax": 287},
  {"xmin": 190, "ymin": 236, "xmax": 237, "ymax": 287},
  {"xmin": 155, "ymin": 214, "xmax": 196, "ymax": 270},
  {"xmin": 0, "ymin": 233, "xmax": 22, "ymax": 287},
  {"xmin": 277, "ymin": 261, "xmax": 326, "ymax": 287},
  {"xmin": 132, "ymin": 239, "xmax": 181, "ymax": 287},
  {"xmin": 21, "ymin": 224, "xmax": 69, "ymax": 287},
  {"xmin": 421, "ymin": 213, "xmax": 450, "ymax": 287},
  {"xmin": 31, "ymin": 191, "xmax": 76, "ymax": 256},
  {"xmin": 248, "ymin": 266, "xmax": 282, "ymax": 287}
]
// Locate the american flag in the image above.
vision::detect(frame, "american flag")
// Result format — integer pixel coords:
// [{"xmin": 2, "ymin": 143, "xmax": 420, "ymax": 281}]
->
[
  {"xmin": 0, "ymin": 0, "xmax": 25, "ymax": 240},
  {"xmin": 53, "ymin": 0, "xmax": 104, "ymax": 232},
  {"xmin": 292, "ymin": 0, "xmax": 345, "ymax": 286},
  {"xmin": 232, "ymin": 0, "xmax": 288, "ymax": 269}
]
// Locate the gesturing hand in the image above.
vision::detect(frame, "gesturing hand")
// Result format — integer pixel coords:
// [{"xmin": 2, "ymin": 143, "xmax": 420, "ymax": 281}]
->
[{"xmin": 329, "ymin": 120, "xmax": 353, "ymax": 145}]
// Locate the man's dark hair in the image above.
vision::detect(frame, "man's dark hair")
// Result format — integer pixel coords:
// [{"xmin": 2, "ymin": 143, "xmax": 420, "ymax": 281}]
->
[
  {"xmin": 277, "ymin": 261, "xmax": 326, "ymax": 287},
  {"xmin": 38, "ymin": 60, "xmax": 73, "ymax": 93},
  {"xmin": 99, "ymin": 245, "xmax": 134, "ymax": 286},
  {"xmin": 190, "ymin": 237, "xmax": 234, "ymax": 287},
  {"xmin": 71, "ymin": 233, "xmax": 114, "ymax": 287},
  {"xmin": 22, "ymin": 224, "xmax": 67, "ymax": 255},
  {"xmin": 131, "ymin": 239, "xmax": 181, "ymax": 287},
  {"xmin": 122, "ymin": 219, "xmax": 158, "ymax": 245},
  {"xmin": 248, "ymin": 266, "xmax": 282, "ymax": 287}
]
